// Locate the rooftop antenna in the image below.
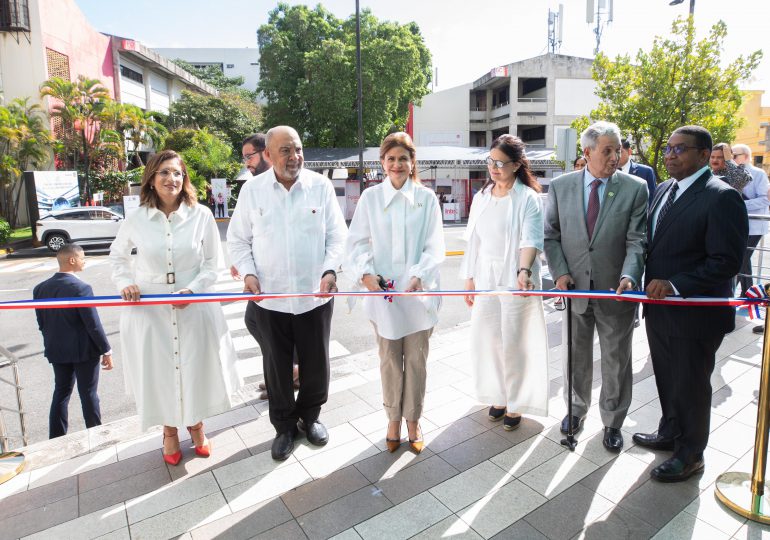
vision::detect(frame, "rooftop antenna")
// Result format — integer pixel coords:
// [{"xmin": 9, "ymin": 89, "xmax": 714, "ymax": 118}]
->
[
  {"xmin": 586, "ymin": 0, "xmax": 613, "ymax": 56},
  {"xmin": 548, "ymin": 4, "xmax": 564, "ymax": 54}
]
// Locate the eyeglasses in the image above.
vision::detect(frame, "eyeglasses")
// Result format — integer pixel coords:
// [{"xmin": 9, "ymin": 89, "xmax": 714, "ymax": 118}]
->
[
  {"xmin": 486, "ymin": 156, "xmax": 514, "ymax": 169},
  {"xmin": 242, "ymin": 150, "xmax": 261, "ymax": 162},
  {"xmin": 663, "ymin": 144, "xmax": 700, "ymax": 156},
  {"xmin": 156, "ymin": 169, "xmax": 183, "ymax": 179},
  {"xmin": 733, "ymin": 153, "xmax": 745, "ymax": 158}
]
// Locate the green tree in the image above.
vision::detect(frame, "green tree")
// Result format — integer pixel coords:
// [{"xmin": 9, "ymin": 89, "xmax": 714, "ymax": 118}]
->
[
  {"xmin": 162, "ymin": 128, "xmax": 240, "ymax": 197},
  {"xmin": 0, "ymin": 98, "xmax": 54, "ymax": 227},
  {"xmin": 257, "ymin": 3, "xmax": 432, "ymax": 146},
  {"xmin": 172, "ymin": 59, "xmax": 258, "ymax": 99},
  {"xmin": 40, "ymin": 76, "xmax": 121, "ymax": 200},
  {"xmin": 166, "ymin": 90, "xmax": 261, "ymax": 153},
  {"xmin": 578, "ymin": 17, "xmax": 761, "ymax": 181}
]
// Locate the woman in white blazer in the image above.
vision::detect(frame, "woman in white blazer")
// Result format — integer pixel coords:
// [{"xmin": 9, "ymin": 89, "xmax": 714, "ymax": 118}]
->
[
  {"xmin": 346, "ymin": 132, "xmax": 445, "ymax": 453},
  {"xmin": 460, "ymin": 135, "xmax": 549, "ymax": 430}
]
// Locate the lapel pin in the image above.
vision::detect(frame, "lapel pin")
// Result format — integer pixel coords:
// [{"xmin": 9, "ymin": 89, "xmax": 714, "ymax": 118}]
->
[{"xmin": 608, "ymin": 192, "xmax": 615, "ymax": 197}]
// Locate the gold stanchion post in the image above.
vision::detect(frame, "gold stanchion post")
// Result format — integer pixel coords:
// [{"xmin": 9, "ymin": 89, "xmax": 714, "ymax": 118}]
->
[{"xmin": 715, "ymin": 288, "xmax": 770, "ymax": 523}]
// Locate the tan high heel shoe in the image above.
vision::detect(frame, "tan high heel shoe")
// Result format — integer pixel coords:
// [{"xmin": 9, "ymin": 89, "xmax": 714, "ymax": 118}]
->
[
  {"xmin": 386, "ymin": 420, "xmax": 401, "ymax": 453},
  {"xmin": 407, "ymin": 421, "xmax": 424, "ymax": 454}
]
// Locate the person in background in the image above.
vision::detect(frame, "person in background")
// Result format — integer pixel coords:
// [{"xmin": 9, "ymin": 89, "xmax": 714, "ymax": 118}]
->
[
  {"xmin": 573, "ymin": 156, "xmax": 587, "ymax": 171},
  {"xmin": 710, "ymin": 143, "xmax": 752, "ymax": 193},
  {"xmin": 346, "ymin": 132, "xmax": 445, "ymax": 453},
  {"xmin": 110, "ymin": 150, "xmax": 242, "ymax": 465},
  {"xmin": 731, "ymin": 144, "xmax": 770, "ymax": 303},
  {"xmin": 619, "ymin": 138, "xmax": 657, "ymax": 207},
  {"xmin": 34, "ymin": 243, "xmax": 113, "ymax": 439},
  {"xmin": 461, "ymin": 134, "xmax": 549, "ymax": 432}
]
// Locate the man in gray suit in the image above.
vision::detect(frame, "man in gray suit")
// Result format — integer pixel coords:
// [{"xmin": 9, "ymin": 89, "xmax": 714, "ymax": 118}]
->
[{"xmin": 544, "ymin": 121, "xmax": 648, "ymax": 452}]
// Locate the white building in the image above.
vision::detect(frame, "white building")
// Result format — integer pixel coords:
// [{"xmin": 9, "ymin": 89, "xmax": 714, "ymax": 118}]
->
[
  {"xmin": 151, "ymin": 48, "xmax": 261, "ymax": 97},
  {"xmin": 411, "ymin": 53, "xmax": 599, "ymax": 205}
]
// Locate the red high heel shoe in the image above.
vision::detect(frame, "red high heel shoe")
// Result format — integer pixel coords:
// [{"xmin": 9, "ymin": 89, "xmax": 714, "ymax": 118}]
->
[
  {"xmin": 188, "ymin": 422, "xmax": 211, "ymax": 458},
  {"xmin": 162, "ymin": 428, "xmax": 182, "ymax": 466}
]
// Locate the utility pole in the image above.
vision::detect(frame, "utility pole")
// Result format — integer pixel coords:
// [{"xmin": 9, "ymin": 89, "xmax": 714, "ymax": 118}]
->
[{"xmin": 355, "ymin": 0, "xmax": 365, "ymax": 195}]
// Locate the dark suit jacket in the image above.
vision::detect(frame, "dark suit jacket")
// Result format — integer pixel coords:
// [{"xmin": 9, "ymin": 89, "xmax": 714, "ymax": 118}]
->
[
  {"xmin": 644, "ymin": 170, "xmax": 748, "ymax": 338},
  {"xmin": 629, "ymin": 161, "xmax": 657, "ymax": 207},
  {"xmin": 33, "ymin": 273, "xmax": 111, "ymax": 364}
]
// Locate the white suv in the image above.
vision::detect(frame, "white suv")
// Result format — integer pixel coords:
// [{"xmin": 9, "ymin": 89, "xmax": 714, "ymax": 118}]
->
[{"xmin": 36, "ymin": 207, "xmax": 124, "ymax": 252}]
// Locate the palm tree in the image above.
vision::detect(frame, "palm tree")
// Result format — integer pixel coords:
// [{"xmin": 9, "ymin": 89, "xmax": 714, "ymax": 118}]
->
[
  {"xmin": 40, "ymin": 75, "xmax": 113, "ymax": 202},
  {"xmin": 122, "ymin": 105, "xmax": 167, "ymax": 166},
  {"xmin": 0, "ymin": 98, "xmax": 53, "ymax": 226}
]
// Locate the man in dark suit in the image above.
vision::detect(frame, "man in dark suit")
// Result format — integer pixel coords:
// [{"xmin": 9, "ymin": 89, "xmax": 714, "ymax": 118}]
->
[
  {"xmin": 634, "ymin": 125, "xmax": 748, "ymax": 482},
  {"xmin": 620, "ymin": 138, "xmax": 657, "ymax": 207},
  {"xmin": 34, "ymin": 243, "xmax": 113, "ymax": 438}
]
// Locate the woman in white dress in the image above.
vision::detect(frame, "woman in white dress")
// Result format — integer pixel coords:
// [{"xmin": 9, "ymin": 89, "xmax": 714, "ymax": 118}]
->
[
  {"xmin": 346, "ymin": 132, "xmax": 445, "ymax": 453},
  {"xmin": 110, "ymin": 150, "xmax": 241, "ymax": 465},
  {"xmin": 460, "ymin": 134, "xmax": 549, "ymax": 430}
]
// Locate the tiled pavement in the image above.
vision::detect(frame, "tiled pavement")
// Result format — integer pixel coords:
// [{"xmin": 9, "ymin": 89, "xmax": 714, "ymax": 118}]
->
[{"xmin": 2, "ymin": 306, "xmax": 770, "ymax": 539}]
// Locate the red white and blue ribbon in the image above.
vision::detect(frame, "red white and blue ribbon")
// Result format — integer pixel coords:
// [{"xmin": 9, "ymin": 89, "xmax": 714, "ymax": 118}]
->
[
  {"xmin": 745, "ymin": 284, "xmax": 768, "ymax": 320},
  {"xmin": 0, "ymin": 289, "xmax": 767, "ymax": 311}
]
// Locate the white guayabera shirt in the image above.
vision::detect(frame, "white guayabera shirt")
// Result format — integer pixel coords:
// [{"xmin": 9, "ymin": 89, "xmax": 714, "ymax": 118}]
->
[
  {"xmin": 227, "ymin": 167, "xmax": 347, "ymax": 315},
  {"xmin": 345, "ymin": 177, "xmax": 445, "ymax": 340}
]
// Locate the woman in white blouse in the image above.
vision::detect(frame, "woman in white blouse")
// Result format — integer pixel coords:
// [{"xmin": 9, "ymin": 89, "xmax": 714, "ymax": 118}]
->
[
  {"xmin": 460, "ymin": 135, "xmax": 549, "ymax": 431},
  {"xmin": 346, "ymin": 132, "xmax": 445, "ymax": 453},
  {"xmin": 110, "ymin": 150, "xmax": 241, "ymax": 465}
]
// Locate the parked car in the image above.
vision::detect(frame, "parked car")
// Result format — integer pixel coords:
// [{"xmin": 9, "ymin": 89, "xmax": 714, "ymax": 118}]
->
[{"xmin": 36, "ymin": 207, "xmax": 124, "ymax": 252}]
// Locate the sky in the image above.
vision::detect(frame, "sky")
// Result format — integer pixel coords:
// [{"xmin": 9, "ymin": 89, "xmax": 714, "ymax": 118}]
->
[{"xmin": 74, "ymin": 0, "xmax": 769, "ymax": 104}]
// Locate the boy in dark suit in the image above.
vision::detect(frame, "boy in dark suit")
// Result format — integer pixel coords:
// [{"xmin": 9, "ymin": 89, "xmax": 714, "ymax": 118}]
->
[{"xmin": 33, "ymin": 243, "xmax": 113, "ymax": 438}]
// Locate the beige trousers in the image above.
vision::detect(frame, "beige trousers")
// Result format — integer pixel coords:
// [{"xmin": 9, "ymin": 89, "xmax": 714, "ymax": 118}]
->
[{"xmin": 373, "ymin": 325, "xmax": 433, "ymax": 421}]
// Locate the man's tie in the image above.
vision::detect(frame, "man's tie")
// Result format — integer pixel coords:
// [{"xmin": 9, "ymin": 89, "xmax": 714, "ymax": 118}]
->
[
  {"xmin": 655, "ymin": 183, "xmax": 679, "ymax": 231},
  {"xmin": 586, "ymin": 179, "xmax": 602, "ymax": 238}
]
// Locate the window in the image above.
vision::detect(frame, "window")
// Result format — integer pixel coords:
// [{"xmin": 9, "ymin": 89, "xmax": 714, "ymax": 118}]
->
[
  {"xmin": 334, "ymin": 187, "xmax": 344, "ymax": 197},
  {"xmin": 57, "ymin": 211, "xmax": 90, "ymax": 220},
  {"xmin": 0, "ymin": 0, "xmax": 30, "ymax": 31},
  {"xmin": 120, "ymin": 64, "xmax": 143, "ymax": 84}
]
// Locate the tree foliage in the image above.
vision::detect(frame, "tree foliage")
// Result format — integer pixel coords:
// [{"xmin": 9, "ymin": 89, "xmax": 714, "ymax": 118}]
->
[
  {"xmin": 166, "ymin": 89, "xmax": 262, "ymax": 153},
  {"xmin": 162, "ymin": 128, "xmax": 240, "ymax": 196},
  {"xmin": 577, "ymin": 17, "xmax": 762, "ymax": 181},
  {"xmin": 0, "ymin": 98, "xmax": 54, "ymax": 226},
  {"xmin": 257, "ymin": 3, "xmax": 432, "ymax": 146},
  {"xmin": 172, "ymin": 59, "xmax": 258, "ymax": 100}
]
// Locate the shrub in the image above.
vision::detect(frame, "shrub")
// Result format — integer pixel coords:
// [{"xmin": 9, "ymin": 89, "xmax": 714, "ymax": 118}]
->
[{"xmin": 0, "ymin": 218, "xmax": 10, "ymax": 245}]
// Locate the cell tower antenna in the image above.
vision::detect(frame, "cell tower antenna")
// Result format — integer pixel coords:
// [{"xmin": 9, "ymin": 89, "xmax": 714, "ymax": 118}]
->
[
  {"xmin": 587, "ymin": 0, "xmax": 613, "ymax": 55},
  {"xmin": 548, "ymin": 4, "xmax": 564, "ymax": 54}
]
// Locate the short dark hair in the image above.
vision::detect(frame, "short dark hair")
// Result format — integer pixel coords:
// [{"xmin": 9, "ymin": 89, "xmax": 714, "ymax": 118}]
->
[
  {"xmin": 672, "ymin": 125, "xmax": 713, "ymax": 151},
  {"xmin": 621, "ymin": 138, "xmax": 631, "ymax": 149},
  {"xmin": 242, "ymin": 133, "xmax": 266, "ymax": 151},
  {"xmin": 56, "ymin": 243, "xmax": 83, "ymax": 262}
]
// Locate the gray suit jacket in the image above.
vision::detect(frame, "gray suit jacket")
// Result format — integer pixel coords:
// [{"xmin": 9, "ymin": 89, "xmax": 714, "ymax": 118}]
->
[{"xmin": 544, "ymin": 169, "xmax": 648, "ymax": 314}]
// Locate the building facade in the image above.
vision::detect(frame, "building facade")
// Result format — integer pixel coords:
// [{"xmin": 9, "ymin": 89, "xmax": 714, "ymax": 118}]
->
[
  {"xmin": 0, "ymin": 0, "xmax": 216, "ymax": 116},
  {"xmin": 734, "ymin": 89, "xmax": 770, "ymax": 174},
  {"xmin": 151, "ymin": 47, "xmax": 261, "ymax": 97}
]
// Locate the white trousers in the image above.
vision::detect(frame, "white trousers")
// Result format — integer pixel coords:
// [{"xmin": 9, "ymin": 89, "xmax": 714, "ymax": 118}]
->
[{"xmin": 470, "ymin": 293, "xmax": 549, "ymax": 416}]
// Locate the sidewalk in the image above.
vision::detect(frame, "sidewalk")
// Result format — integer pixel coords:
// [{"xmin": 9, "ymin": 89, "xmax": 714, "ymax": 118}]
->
[{"xmin": 0, "ymin": 308, "xmax": 767, "ymax": 539}]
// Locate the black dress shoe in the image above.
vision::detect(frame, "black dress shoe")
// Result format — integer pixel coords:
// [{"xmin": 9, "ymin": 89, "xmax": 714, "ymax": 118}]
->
[
  {"xmin": 560, "ymin": 415, "xmax": 584, "ymax": 434},
  {"xmin": 603, "ymin": 427, "xmax": 623, "ymax": 452},
  {"xmin": 271, "ymin": 426, "xmax": 297, "ymax": 461},
  {"xmin": 651, "ymin": 456, "xmax": 705, "ymax": 483},
  {"xmin": 503, "ymin": 414, "xmax": 521, "ymax": 431},
  {"xmin": 298, "ymin": 419, "xmax": 329, "ymax": 446},
  {"xmin": 488, "ymin": 406, "xmax": 506, "ymax": 421},
  {"xmin": 632, "ymin": 431, "xmax": 675, "ymax": 451}
]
